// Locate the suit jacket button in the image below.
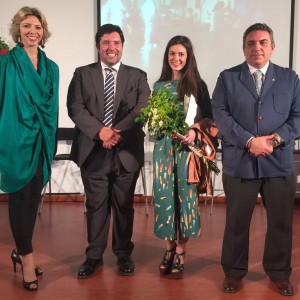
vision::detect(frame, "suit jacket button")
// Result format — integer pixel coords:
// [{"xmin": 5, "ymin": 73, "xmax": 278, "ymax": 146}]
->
[{"xmin": 258, "ymin": 116, "xmax": 263, "ymax": 120}]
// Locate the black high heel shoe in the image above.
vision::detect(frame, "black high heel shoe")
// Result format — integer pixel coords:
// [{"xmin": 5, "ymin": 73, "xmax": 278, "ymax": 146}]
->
[
  {"xmin": 171, "ymin": 252, "xmax": 185, "ymax": 279},
  {"xmin": 23, "ymin": 279, "xmax": 38, "ymax": 291},
  {"xmin": 11, "ymin": 249, "xmax": 43, "ymax": 276},
  {"xmin": 159, "ymin": 244, "xmax": 176, "ymax": 275},
  {"xmin": 22, "ymin": 267, "xmax": 38, "ymax": 291}
]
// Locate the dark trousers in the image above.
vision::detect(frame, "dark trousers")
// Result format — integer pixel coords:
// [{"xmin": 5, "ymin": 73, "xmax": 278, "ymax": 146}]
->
[
  {"xmin": 8, "ymin": 174, "xmax": 43, "ymax": 255},
  {"xmin": 221, "ymin": 173, "xmax": 295, "ymax": 280},
  {"xmin": 81, "ymin": 144, "xmax": 140, "ymax": 260}
]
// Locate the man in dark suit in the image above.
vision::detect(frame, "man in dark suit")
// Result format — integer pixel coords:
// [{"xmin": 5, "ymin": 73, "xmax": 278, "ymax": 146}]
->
[
  {"xmin": 212, "ymin": 23, "xmax": 300, "ymax": 296},
  {"xmin": 67, "ymin": 24, "xmax": 150, "ymax": 278}
]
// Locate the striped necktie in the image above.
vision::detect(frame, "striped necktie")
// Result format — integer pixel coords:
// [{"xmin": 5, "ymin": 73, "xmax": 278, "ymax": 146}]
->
[
  {"xmin": 103, "ymin": 68, "xmax": 115, "ymax": 126},
  {"xmin": 253, "ymin": 70, "xmax": 263, "ymax": 95}
]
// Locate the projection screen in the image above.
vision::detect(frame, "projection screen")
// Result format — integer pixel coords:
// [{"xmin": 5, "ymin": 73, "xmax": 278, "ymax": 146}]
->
[{"xmin": 98, "ymin": 0, "xmax": 294, "ymax": 94}]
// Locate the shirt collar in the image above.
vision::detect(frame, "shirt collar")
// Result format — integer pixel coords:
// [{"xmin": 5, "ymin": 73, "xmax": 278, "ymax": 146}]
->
[
  {"xmin": 100, "ymin": 61, "xmax": 121, "ymax": 73},
  {"xmin": 248, "ymin": 62, "xmax": 269, "ymax": 76}
]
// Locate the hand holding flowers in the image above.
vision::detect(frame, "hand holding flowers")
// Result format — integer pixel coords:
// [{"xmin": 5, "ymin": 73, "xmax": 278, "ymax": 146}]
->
[
  {"xmin": 135, "ymin": 85, "xmax": 220, "ymax": 175},
  {"xmin": 135, "ymin": 87, "xmax": 189, "ymax": 138},
  {"xmin": 174, "ymin": 132, "xmax": 220, "ymax": 175}
]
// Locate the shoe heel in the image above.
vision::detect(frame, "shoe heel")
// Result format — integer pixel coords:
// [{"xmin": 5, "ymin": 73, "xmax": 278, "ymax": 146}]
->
[
  {"xmin": 11, "ymin": 249, "xmax": 43, "ymax": 276},
  {"xmin": 12, "ymin": 259, "xmax": 17, "ymax": 273},
  {"xmin": 34, "ymin": 266, "xmax": 43, "ymax": 276},
  {"xmin": 11, "ymin": 249, "xmax": 21, "ymax": 273}
]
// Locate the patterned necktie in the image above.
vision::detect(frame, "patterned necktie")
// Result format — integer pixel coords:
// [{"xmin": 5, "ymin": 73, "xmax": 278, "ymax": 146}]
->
[
  {"xmin": 253, "ymin": 70, "xmax": 263, "ymax": 96},
  {"xmin": 103, "ymin": 68, "xmax": 115, "ymax": 127}
]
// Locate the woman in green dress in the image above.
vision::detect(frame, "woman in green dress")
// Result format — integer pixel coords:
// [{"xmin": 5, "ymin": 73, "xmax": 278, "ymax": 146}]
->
[
  {"xmin": 0, "ymin": 7, "xmax": 59, "ymax": 291},
  {"xmin": 153, "ymin": 35, "xmax": 213, "ymax": 279}
]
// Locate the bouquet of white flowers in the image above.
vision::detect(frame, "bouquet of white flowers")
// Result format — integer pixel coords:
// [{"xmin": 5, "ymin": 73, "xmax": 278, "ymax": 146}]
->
[
  {"xmin": 136, "ymin": 86, "xmax": 220, "ymax": 175},
  {"xmin": 135, "ymin": 86, "xmax": 189, "ymax": 138}
]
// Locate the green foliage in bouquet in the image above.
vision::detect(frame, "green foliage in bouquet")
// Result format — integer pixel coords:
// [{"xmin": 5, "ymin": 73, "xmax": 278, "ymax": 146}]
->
[
  {"xmin": 0, "ymin": 37, "xmax": 9, "ymax": 51},
  {"xmin": 0, "ymin": 37, "xmax": 10, "ymax": 55},
  {"xmin": 135, "ymin": 88, "xmax": 189, "ymax": 138},
  {"xmin": 136, "ymin": 86, "xmax": 220, "ymax": 175}
]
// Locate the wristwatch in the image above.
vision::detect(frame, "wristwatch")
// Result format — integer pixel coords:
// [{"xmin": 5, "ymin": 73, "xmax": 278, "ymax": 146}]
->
[{"xmin": 270, "ymin": 133, "xmax": 283, "ymax": 148}]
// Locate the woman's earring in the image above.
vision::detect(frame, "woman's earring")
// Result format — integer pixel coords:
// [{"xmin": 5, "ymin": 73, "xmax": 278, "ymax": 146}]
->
[{"xmin": 18, "ymin": 36, "xmax": 24, "ymax": 47}]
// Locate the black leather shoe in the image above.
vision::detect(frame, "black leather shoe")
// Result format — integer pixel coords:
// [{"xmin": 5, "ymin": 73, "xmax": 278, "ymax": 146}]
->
[
  {"xmin": 272, "ymin": 279, "xmax": 294, "ymax": 296},
  {"xmin": 223, "ymin": 276, "xmax": 240, "ymax": 293},
  {"xmin": 78, "ymin": 258, "xmax": 103, "ymax": 279},
  {"xmin": 117, "ymin": 257, "xmax": 135, "ymax": 276}
]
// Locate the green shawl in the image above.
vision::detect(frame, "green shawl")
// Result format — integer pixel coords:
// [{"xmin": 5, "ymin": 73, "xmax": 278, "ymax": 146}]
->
[{"xmin": 0, "ymin": 45, "xmax": 59, "ymax": 193}]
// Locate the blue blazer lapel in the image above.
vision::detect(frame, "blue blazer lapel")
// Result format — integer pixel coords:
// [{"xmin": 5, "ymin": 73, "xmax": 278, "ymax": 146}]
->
[
  {"xmin": 261, "ymin": 62, "xmax": 277, "ymax": 98},
  {"xmin": 239, "ymin": 62, "xmax": 258, "ymax": 98}
]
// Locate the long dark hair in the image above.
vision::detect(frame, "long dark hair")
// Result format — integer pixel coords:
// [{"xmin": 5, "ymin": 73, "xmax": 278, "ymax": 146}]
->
[{"xmin": 157, "ymin": 35, "xmax": 203, "ymax": 101}]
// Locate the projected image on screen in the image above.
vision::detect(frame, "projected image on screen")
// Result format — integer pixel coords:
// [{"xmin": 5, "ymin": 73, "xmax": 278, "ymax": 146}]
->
[{"xmin": 99, "ymin": 0, "xmax": 292, "ymax": 92}]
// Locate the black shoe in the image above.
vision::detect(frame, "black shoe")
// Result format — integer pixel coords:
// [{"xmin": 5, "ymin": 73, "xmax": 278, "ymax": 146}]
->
[
  {"xmin": 117, "ymin": 257, "xmax": 135, "ymax": 276},
  {"xmin": 171, "ymin": 252, "xmax": 185, "ymax": 279},
  {"xmin": 11, "ymin": 249, "xmax": 43, "ymax": 276},
  {"xmin": 77, "ymin": 258, "xmax": 103, "ymax": 279},
  {"xmin": 223, "ymin": 276, "xmax": 241, "ymax": 293},
  {"xmin": 159, "ymin": 244, "xmax": 176, "ymax": 275},
  {"xmin": 22, "ymin": 267, "xmax": 38, "ymax": 292},
  {"xmin": 272, "ymin": 279, "xmax": 294, "ymax": 296}
]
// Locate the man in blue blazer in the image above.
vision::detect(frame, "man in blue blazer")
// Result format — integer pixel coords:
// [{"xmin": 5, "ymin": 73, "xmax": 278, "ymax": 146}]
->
[
  {"xmin": 212, "ymin": 23, "xmax": 300, "ymax": 296},
  {"xmin": 67, "ymin": 24, "xmax": 150, "ymax": 278}
]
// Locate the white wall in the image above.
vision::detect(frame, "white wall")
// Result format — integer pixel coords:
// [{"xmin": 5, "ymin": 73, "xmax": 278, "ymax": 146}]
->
[
  {"xmin": 0, "ymin": 0, "xmax": 300, "ymax": 195},
  {"xmin": 0, "ymin": 0, "xmax": 97, "ymax": 194},
  {"xmin": 1, "ymin": 0, "xmax": 97, "ymax": 128}
]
